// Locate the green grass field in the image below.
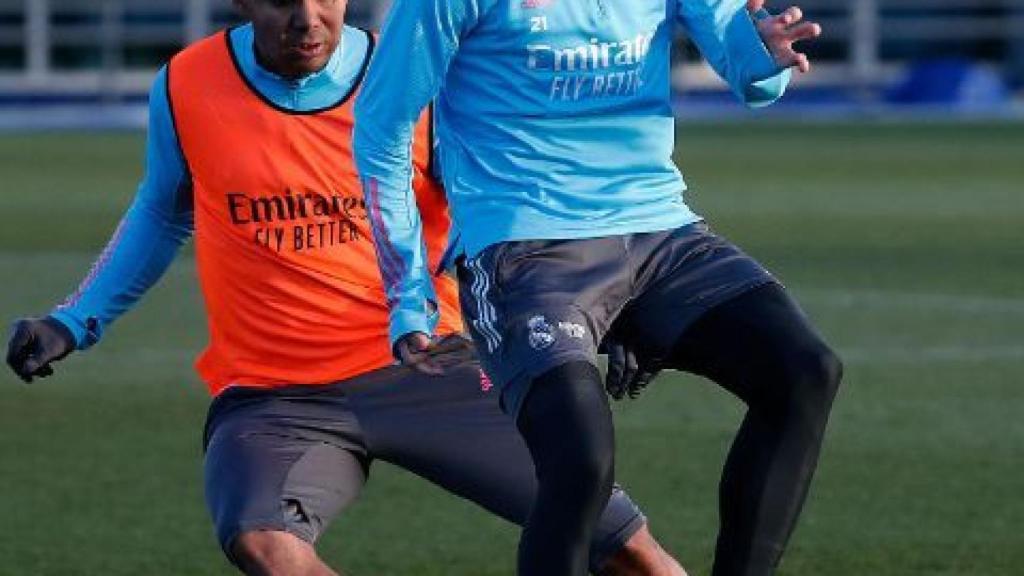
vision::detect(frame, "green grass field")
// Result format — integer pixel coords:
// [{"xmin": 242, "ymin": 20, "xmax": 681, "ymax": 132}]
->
[{"xmin": 0, "ymin": 122, "xmax": 1021, "ymax": 575}]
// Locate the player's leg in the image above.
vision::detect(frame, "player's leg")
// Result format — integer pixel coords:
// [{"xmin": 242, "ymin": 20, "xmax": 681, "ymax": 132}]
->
[
  {"xmin": 619, "ymin": 223, "xmax": 842, "ymax": 575},
  {"xmin": 516, "ymin": 361, "xmax": 616, "ymax": 576},
  {"xmin": 230, "ymin": 531, "xmax": 335, "ymax": 576},
  {"xmin": 597, "ymin": 524, "xmax": 687, "ymax": 576},
  {"xmin": 667, "ymin": 283, "xmax": 841, "ymax": 576},
  {"xmin": 348, "ymin": 339, "xmax": 683, "ymax": 575},
  {"xmin": 203, "ymin": 385, "xmax": 370, "ymax": 575},
  {"xmin": 455, "ymin": 238, "xmax": 633, "ymax": 575}
]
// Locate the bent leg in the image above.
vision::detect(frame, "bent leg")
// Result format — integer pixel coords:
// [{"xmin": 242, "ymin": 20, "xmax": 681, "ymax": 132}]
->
[
  {"xmin": 599, "ymin": 525, "xmax": 688, "ymax": 576},
  {"xmin": 232, "ymin": 530, "xmax": 338, "ymax": 576},
  {"xmin": 516, "ymin": 361, "xmax": 616, "ymax": 576},
  {"xmin": 668, "ymin": 283, "xmax": 843, "ymax": 576},
  {"xmin": 204, "ymin": 390, "xmax": 369, "ymax": 575},
  {"xmin": 354, "ymin": 354, "xmax": 681, "ymax": 574}
]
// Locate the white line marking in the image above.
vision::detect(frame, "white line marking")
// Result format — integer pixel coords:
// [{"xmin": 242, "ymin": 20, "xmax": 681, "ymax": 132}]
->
[
  {"xmin": 799, "ymin": 288, "xmax": 1024, "ymax": 315},
  {"xmin": 838, "ymin": 344, "xmax": 1024, "ymax": 364}
]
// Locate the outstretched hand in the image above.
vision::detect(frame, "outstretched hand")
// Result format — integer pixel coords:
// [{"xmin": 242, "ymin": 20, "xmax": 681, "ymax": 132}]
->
[
  {"xmin": 603, "ymin": 336, "xmax": 661, "ymax": 401},
  {"xmin": 747, "ymin": 1, "xmax": 822, "ymax": 74},
  {"xmin": 6, "ymin": 317, "xmax": 76, "ymax": 383}
]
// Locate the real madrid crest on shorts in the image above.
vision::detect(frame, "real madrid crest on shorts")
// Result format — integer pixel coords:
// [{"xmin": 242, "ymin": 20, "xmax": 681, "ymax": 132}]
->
[{"xmin": 527, "ymin": 315, "xmax": 556, "ymax": 350}]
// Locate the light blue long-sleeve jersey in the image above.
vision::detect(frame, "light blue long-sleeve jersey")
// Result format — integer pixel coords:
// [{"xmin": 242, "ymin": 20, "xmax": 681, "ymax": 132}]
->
[
  {"xmin": 353, "ymin": 0, "xmax": 790, "ymax": 346},
  {"xmin": 51, "ymin": 24, "xmax": 371, "ymax": 349}
]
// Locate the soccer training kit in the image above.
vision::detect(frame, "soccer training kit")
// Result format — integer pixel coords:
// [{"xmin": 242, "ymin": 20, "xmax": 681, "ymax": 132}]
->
[
  {"xmin": 204, "ymin": 338, "xmax": 644, "ymax": 572},
  {"xmin": 458, "ymin": 223, "xmax": 776, "ymax": 417},
  {"xmin": 354, "ymin": 0, "xmax": 791, "ymax": 416},
  {"xmin": 45, "ymin": 23, "xmax": 651, "ymax": 569},
  {"xmin": 355, "ymin": 1, "xmax": 843, "ymax": 574},
  {"xmin": 355, "ymin": 0, "xmax": 790, "ymax": 320}
]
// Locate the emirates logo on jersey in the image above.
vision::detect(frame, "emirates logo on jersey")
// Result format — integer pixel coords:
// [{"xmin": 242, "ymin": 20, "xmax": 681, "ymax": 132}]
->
[
  {"xmin": 522, "ymin": 0, "xmax": 555, "ymax": 9},
  {"xmin": 225, "ymin": 189, "xmax": 368, "ymax": 253},
  {"xmin": 525, "ymin": 30, "xmax": 655, "ymax": 102}
]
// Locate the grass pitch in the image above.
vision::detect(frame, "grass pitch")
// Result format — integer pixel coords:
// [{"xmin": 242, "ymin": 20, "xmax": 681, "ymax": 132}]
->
[{"xmin": 0, "ymin": 122, "xmax": 1021, "ymax": 575}]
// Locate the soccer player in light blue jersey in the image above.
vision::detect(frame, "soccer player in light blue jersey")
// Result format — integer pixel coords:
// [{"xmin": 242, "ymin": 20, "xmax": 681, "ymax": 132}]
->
[
  {"xmin": 6, "ymin": 1, "xmax": 692, "ymax": 575},
  {"xmin": 354, "ymin": 1, "xmax": 842, "ymax": 574}
]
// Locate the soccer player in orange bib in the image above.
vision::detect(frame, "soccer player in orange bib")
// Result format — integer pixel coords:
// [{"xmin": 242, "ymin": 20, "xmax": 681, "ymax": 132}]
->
[{"xmin": 5, "ymin": 1, "xmax": 686, "ymax": 575}]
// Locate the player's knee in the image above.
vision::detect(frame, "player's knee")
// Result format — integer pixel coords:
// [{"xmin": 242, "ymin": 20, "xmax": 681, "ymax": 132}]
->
[
  {"xmin": 565, "ymin": 384, "xmax": 615, "ymax": 488},
  {"xmin": 231, "ymin": 530, "xmax": 320, "ymax": 576},
  {"xmin": 572, "ymin": 429, "xmax": 615, "ymax": 493},
  {"xmin": 797, "ymin": 344, "xmax": 843, "ymax": 406},
  {"xmin": 520, "ymin": 361, "xmax": 615, "ymax": 491},
  {"xmin": 600, "ymin": 524, "xmax": 688, "ymax": 576},
  {"xmin": 773, "ymin": 343, "xmax": 843, "ymax": 422}
]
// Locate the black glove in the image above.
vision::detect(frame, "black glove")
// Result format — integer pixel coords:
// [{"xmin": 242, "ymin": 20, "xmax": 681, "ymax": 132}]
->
[
  {"xmin": 6, "ymin": 316, "xmax": 76, "ymax": 383},
  {"xmin": 602, "ymin": 336, "xmax": 661, "ymax": 400}
]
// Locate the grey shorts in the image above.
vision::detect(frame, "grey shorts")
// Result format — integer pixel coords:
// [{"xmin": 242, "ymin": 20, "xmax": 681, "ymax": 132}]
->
[
  {"xmin": 457, "ymin": 222, "xmax": 777, "ymax": 417},
  {"xmin": 202, "ymin": 341, "xmax": 645, "ymax": 572}
]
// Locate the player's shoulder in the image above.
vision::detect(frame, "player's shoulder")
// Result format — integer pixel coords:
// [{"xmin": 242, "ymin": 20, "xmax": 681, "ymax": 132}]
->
[
  {"xmin": 340, "ymin": 24, "xmax": 376, "ymax": 92},
  {"xmin": 343, "ymin": 24, "xmax": 375, "ymax": 56},
  {"xmin": 170, "ymin": 25, "xmax": 237, "ymax": 72}
]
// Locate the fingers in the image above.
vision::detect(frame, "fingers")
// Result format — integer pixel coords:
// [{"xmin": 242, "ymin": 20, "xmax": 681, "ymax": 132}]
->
[
  {"xmin": 397, "ymin": 332, "xmax": 445, "ymax": 376},
  {"xmin": 605, "ymin": 343, "xmax": 627, "ymax": 400},
  {"xmin": 773, "ymin": 45, "xmax": 811, "ymax": 73},
  {"xmin": 745, "ymin": 0, "xmax": 765, "ymax": 13},
  {"xmin": 628, "ymin": 370, "xmax": 658, "ymax": 399},
  {"xmin": 20, "ymin": 354, "xmax": 46, "ymax": 379},
  {"xmin": 778, "ymin": 6, "xmax": 803, "ymax": 27},
  {"xmin": 11, "ymin": 353, "xmax": 53, "ymax": 383},
  {"xmin": 425, "ymin": 334, "xmax": 473, "ymax": 357},
  {"xmin": 785, "ymin": 19, "xmax": 820, "ymax": 73},
  {"xmin": 794, "ymin": 52, "xmax": 810, "ymax": 74},
  {"xmin": 424, "ymin": 334, "xmax": 474, "ymax": 369},
  {"xmin": 619, "ymin": 350, "xmax": 638, "ymax": 399},
  {"xmin": 786, "ymin": 20, "xmax": 822, "ymax": 43},
  {"xmin": 6, "ymin": 317, "xmax": 73, "ymax": 384},
  {"xmin": 756, "ymin": 5, "xmax": 820, "ymax": 74},
  {"xmin": 401, "ymin": 349, "xmax": 444, "ymax": 375},
  {"xmin": 606, "ymin": 343, "xmax": 641, "ymax": 401},
  {"xmin": 605, "ymin": 342, "xmax": 638, "ymax": 400},
  {"xmin": 6, "ymin": 321, "xmax": 35, "ymax": 380}
]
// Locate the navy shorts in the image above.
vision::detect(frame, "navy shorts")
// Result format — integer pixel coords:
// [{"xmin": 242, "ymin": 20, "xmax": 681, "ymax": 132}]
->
[
  {"xmin": 202, "ymin": 339, "xmax": 645, "ymax": 572},
  {"xmin": 457, "ymin": 222, "xmax": 777, "ymax": 417}
]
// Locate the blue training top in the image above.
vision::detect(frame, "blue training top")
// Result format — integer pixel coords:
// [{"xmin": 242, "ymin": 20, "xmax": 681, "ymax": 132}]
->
[
  {"xmin": 353, "ymin": 0, "xmax": 789, "ymax": 345},
  {"xmin": 51, "ymin": 24, "xmax": 372, "ymax": 348}
]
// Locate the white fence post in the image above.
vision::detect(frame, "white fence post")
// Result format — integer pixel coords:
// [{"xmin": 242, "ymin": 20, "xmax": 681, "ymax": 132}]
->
[
  {"xmin": 851, "ymin": 0, "xmax": 879, "ymax": 96},
  {"xmin": 185, "ymin": 0, "xmax": 212, "ymax": 44},
  {"xmin": 25, "ymin": 0, "xmax": 50, "ymax": 83},
  {"xmin": 100, "ymin": 0, "xmax": 125, "ymax": 101}
]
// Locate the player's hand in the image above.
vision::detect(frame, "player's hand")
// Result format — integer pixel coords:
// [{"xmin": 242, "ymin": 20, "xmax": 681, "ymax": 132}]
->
[
  {"xmin": 603, "ymin": 337, "xmax": 661, "ymax": 401},
  {"xmin": 6, "ymin": 316, "xmax": 76, "ymax": 383},
  {"xmin": 393, "ymin": 330, "xmax": 446, "ymax": 375},
  {"xmin": 748, "ymin": 2, "xmax": 822, "ymax": 74}
]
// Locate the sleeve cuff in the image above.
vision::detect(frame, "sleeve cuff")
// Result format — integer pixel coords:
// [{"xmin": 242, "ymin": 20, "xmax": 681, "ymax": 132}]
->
[
  {"xmin": 727, "ymin": 9, "xmax": 791, "ymax": 105},
  {"xmin": 744, "ymin": 17, "xmax": 786, "ymax": 82},
  {"xmin": 745, "ymin": 67, "xmax": 791, "ymax": 107},
  {"xmin": 48, "ymin": 310, "xmax": 102, "ymax": 350},
  {"xmin": 388, "ymin": 304, "xmax": 441, "ymax": 355}
]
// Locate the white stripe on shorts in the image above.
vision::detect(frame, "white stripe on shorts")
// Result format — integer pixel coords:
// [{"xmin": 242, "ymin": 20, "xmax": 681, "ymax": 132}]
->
[{"xmin": 469, "ymin": 257, "xmax": 502, "ymax": 353}]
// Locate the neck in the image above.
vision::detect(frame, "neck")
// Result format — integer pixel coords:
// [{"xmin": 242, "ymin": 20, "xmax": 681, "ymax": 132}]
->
[{"xmin": 251, "ymin": 40, "xmax": 340, "ymax": 81}]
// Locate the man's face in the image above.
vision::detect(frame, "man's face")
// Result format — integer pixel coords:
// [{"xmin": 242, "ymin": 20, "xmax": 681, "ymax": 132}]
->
[{"xmin": 234, "ymin": 0, "xmax": 346, "ymax": 79}]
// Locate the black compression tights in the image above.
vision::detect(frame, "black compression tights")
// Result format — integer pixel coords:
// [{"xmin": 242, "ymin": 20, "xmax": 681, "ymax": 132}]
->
[
  {"xmin": 670, "ymin": 283, "xmax": 844, "ymax": 576},
  {"xmin": 516, "ymin": 361, "xmax": 614, "ymax": 576}
]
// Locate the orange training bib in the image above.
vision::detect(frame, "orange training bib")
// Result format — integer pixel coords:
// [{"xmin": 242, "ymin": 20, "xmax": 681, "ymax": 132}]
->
[{"xmin": 167, "ymin": 30, "xmax": 460, "ymax": 396}]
